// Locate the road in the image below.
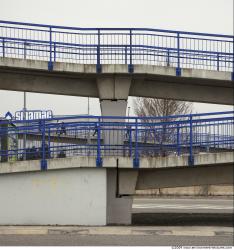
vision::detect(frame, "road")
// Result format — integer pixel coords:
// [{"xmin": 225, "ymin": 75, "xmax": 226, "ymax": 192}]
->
[
  {"xmin": 132, "ymin": 197, "xmax": 233, "ymax": 213},
  {"xmin": 132, "ymin": 197, "xmax": 233, "ymax": 226},
  {"xmin": 0, "ymin": 234, "xmax": 233, "ymax": 246}
]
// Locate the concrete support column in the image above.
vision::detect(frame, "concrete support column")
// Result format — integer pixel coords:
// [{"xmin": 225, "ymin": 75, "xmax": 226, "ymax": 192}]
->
[
  {"xmin": 97, "ymin": 75, "xmax": 131, "ymax": 118},
  {"xmin": 96, "ymin": 77, "xmax": 136, "ymax": 225},
  {"xmin": 106, "ymin": 169, "xmax": 137, "ymax": 225},
  {"xmin": 97, "ymin": 76, "xmax": 132, "ymax": 151}
]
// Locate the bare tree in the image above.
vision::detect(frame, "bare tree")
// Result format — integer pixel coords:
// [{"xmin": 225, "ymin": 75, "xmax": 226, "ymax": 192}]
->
[
  {"xmin": 134, "ymin": 98, "xmax": 192, "ymax": 119},
  {"xmin": 133, "ymin": 98, "xmax": 193, "ymax": 156}
]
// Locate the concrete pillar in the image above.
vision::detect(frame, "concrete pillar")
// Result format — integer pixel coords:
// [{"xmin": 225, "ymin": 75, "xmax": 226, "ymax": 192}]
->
[
  {"xmin": 106, "ymin": 169, "xmax": 136, "ymax": 225},
  {"xmin": 97, "ymin": 77, "xmax": 135, "ymax": 225},
  {"xmin": 97, "ymin": 76, "xmax": 132, "ymax": 152}
]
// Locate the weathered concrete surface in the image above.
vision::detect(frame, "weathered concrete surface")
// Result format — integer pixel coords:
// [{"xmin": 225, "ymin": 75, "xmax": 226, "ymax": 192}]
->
[
  {"xmin": 135, "ymin": 164, "xmax": 233, "ymax": 190},
  {"xmin": 97, "ymin": 76, "xmax": 131, "ymax": 100},
  {"xmin": 0, "ymin": 58, "xmax": 233, "ymax": 105},
  {"xmin": 0, "ymin": 168, "xmax": 107, "ymax": 225},
  {"xmin": 106, "ymin": 169, "xmax": 134, "ymax": 225},
  {"xmin": 0, "ymin": 151, "xmax": 233, "ymax": 174},
  {"xmin": 135, "ymin": 184, "xmax": 234, "ymax": 196}
]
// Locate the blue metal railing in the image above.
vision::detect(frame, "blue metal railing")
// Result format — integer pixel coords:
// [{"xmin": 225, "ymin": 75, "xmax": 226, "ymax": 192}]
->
[
  {"xmin": 0, "ymin": 111, "xmax": 233, "ymax": 169},
  {"xmin": 0, "ymin": 20, "xmax": 233, "ymax": 76}
]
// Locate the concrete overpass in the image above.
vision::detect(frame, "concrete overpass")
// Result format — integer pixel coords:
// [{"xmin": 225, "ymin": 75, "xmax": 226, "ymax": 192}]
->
[
  {"xmin": 0, "ymin": 20, "xmax": 233, "ymax": 118},
  {"xmin": 0, "ymin": 151, "xmax": 233, "ymax": 225},
  {"xmin": 0, "ymin": 58, "xmax": 233, "ymax": 109},
  {"xmin": 0, "ymin": 21, "xmax": 233, "ymax": 226},
  {"xmin": 0, "ymin": 111, "xmax": 233, "ymax": 225}
]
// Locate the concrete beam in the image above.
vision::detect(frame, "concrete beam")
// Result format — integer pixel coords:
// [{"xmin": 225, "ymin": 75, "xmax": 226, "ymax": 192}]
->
[
  {"xmin": 0, "ymin": 70, "xmax": 98, "ymax": 97},
  {"xmin": 136, "ymin": 164, "xmax": 234, "ymax": 190},
  {"xmin": 131, "ymin": 78, "xmax": 233, "ymax": 105},
  {"xmin": 0, "ymin": 152, "xmax": 233, "ymax": 174},
  {"xmin": 0, "ymin": 58, "xmax": 233, "ymax": 105},
  {"xmin": 97, "ymin": 76, "xmax": 131, "ymax": 100}
]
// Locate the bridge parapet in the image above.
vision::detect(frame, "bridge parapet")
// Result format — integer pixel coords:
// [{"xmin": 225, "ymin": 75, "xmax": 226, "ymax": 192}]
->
[
  {"xmin": 0, "ymin": 20, "xmax": 233, "ymax": 76},
  {"xmin": 0, "ymin": 111, "xmax": 233, "ymax": 169}
]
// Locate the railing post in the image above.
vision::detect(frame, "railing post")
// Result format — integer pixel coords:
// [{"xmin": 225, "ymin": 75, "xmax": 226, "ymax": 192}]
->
[
  {"xmin": 133, "ymin": 118, "xmax": 139, "ymax": 168},
  {"xmin": 2, "ymin": 38, "xmax": 5, "ymax": 58},
  {"xmin": 128, "ymin": 29, "xmax": 134, "ymax": 73},
  {"xmin": 48, "ymin": 127, "xmax": 51, "ymax": 158},
  {"xmin": 125, "ymin": 46, "xmax": 128, "ymax": 65},
  {"xmin": 53, "ymin": 42, "xmax": 56, "ymax": 62},
  {"xmin": 176, "ymin": 123, "xmax": 180, "ymax": 156},
  {"xmin": 176, "ymin": 32, "xmax": 181, "ymax": 76},
  {"xmin": 166, "ymin": 49, "xmax": 170, "ymax": 66},
  {"xmin": 96, "ymin": 29, "xmax": 102, "ymax": 73},
  {"xmin": 188, "ymin": 114, "xmax": 194, "ymax": 166},
  {"xmin": 23, "ymin": 42, "xmax": 29, "ymax": 60},
  {"xmin": 217, "ymin": 53, "xmax": 219, "ymax": 71},
  {"xmin": 48, "ymin": 27, "xmax": 53, "ymax": 71},
  {"xmin": 40, "ymin": 120, "xmax": 47, "ymax": 170},
  {"xmin": 129, "ymin": 125, "xmax": 132, "ymax": 157},
  {"xmin": 96, "ymin": 119, "xmax": 102, "ymax": 167}
]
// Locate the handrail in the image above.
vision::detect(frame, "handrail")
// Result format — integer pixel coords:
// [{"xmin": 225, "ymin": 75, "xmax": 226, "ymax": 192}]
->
[
  {"xmin": 0, "ymin": 20, "xmax": 233, "ymax": 38},
  {"xmin": 0, "ymin": 111, "xmax": 233, "ymax": 169},
  {"xmin": 0, "ymin": 20, "xmax": 233, "ymax": 75}
]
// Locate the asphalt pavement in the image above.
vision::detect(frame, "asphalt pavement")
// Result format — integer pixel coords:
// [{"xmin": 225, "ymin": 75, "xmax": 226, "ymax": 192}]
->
[
  {"xmin": 0, "ymin": 234, "xmax": 233, "ymax": 246},
  {"xmin": 132, "ymin": 197, "xmax": 233, "ymax": 213},
  {"xmin": 132, "ymin": 197, "xmax": 233, "ymax": 226}
]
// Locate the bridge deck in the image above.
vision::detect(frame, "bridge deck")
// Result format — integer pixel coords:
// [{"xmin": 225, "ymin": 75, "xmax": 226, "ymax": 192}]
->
[{"xmin": 0, "ymin": 151, "xmax": 233, "ymax": 175}]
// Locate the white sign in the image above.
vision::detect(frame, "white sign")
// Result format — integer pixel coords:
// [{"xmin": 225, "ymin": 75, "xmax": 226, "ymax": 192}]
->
[{"xmin": 15, "ymin": 110, "xmax": 53, "ymax": 120}]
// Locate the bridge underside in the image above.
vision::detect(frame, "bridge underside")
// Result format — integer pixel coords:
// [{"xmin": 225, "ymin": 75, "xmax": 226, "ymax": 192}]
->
[{"xmin": 0, "ymin": 58, "xmax": 233, "ymax": 105}]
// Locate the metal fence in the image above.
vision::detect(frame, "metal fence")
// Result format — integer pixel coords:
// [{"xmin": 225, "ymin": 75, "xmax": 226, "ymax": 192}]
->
[
  {"xmin": 0, "ymin": 111, "xmax": 233, "ymax": 169},
  {"xmin": 0, "ymin": 20, "xmax": 233, "ymax": 74}
]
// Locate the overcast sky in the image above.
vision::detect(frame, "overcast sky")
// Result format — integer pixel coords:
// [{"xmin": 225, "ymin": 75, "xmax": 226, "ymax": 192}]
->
[{"xmin": 0, "ymin": 0, "xmax": 233, "ymax": 117}]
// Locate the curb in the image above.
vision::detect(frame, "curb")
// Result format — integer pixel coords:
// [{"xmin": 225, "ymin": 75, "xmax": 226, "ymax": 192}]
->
[{"xmin": 0, "ymin": 226, "xmax": 233, "ymax": 237}]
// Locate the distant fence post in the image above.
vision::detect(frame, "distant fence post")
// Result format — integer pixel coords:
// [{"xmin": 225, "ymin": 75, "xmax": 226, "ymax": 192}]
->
[
  {"xmin": 96, "ymin": 118, "xmax": 102, "ymax": 167},
  {"xmin": 48, "ymin": 26, "xmax": 53, "ymax": 71},
  {"xmin": 188, "ymin": 114, "xmax": 194, "ymax": 166},
  {"xmin": 176, "ymin": 32, "xmax": 181, "ymax": 76},
  {"xmin": 133, "ymin": 118, "xmax": 139, "ymax": 168},
  {"xmin": 40, "ymin": 120, "xmax": 47, "ymax": 170}
]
